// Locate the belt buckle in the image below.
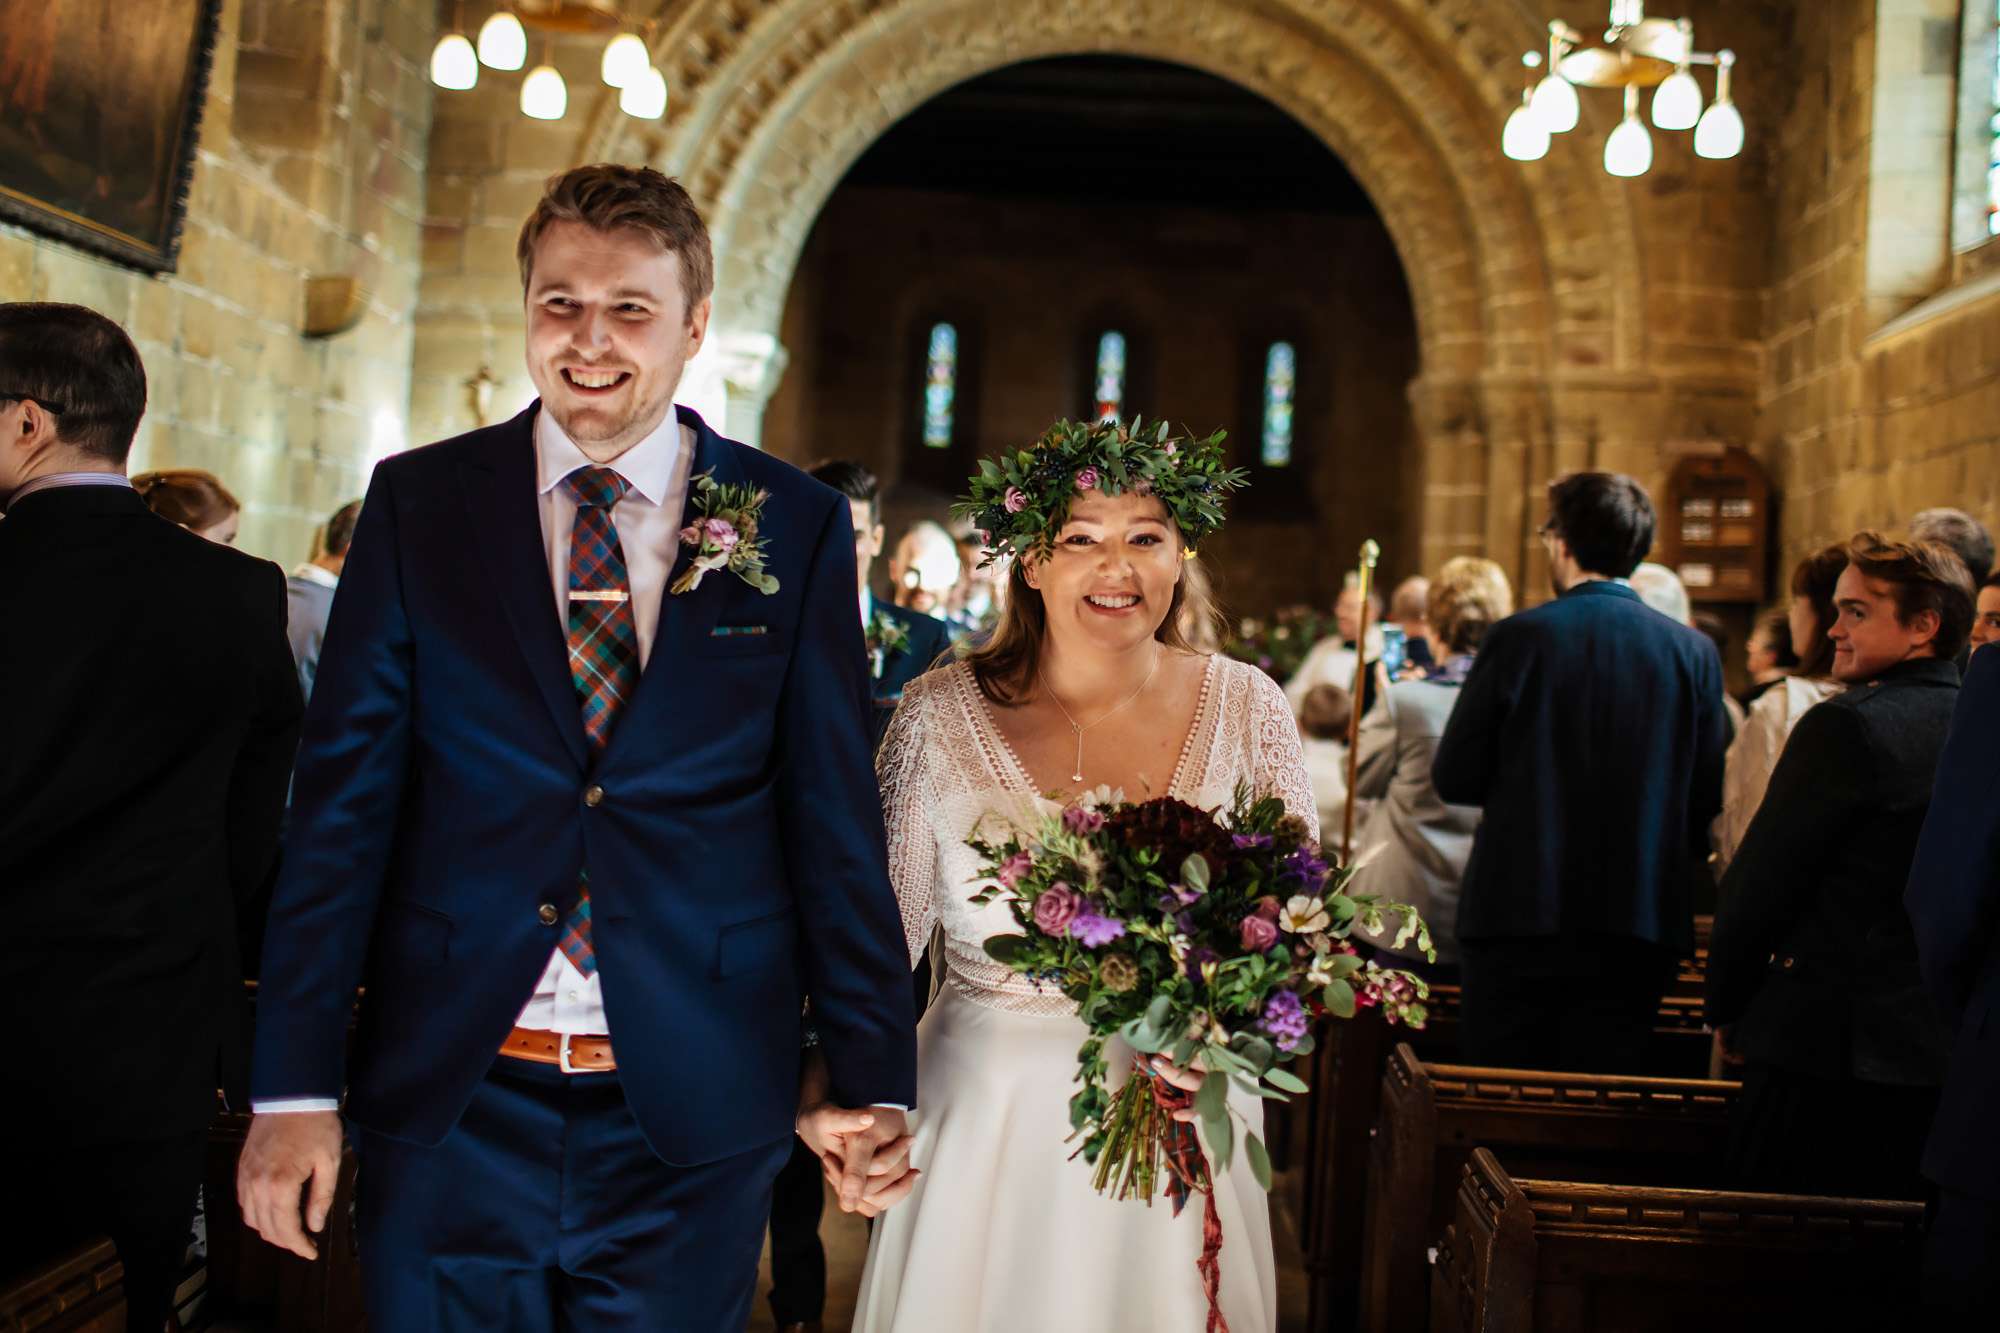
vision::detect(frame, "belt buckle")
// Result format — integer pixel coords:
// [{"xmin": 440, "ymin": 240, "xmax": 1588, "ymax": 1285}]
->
[{"xmin": 558, "ymin": 1033, "xmax": 583, "ymax": 1075}]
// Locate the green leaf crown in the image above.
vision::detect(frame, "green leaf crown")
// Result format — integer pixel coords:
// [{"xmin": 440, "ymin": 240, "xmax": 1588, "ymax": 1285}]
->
[{"xmin": 951, "ymin": 416, "xmax": 1250, "ymax": 565}]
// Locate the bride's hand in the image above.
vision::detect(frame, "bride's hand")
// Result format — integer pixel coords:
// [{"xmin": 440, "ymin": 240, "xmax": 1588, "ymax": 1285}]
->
[{"xmin": 1149, "ymin": 1055, "xmax": 1204, "ymax": 1123}]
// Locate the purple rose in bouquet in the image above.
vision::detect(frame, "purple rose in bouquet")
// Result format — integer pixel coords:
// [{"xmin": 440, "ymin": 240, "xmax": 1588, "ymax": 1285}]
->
[{"xmin": 1033, "ymin": 882, "xmax": 1082, "ymax": 936}]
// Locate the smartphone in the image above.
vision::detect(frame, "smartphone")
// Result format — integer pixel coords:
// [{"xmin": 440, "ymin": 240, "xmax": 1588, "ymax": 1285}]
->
[{"xmin": 1379, "ymin": 624, "xmax": 1406, "ymax": 680}]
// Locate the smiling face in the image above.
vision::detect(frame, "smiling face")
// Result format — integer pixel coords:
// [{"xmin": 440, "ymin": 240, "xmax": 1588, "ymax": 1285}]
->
[
  {"xmin": 1829, "ymin": 563, "xmax": 1939, "ymax": 682},
  {"xmin": 524, "ymin": 220, "xmax": 710, "ymax": 460},
  {"xmin": 1022, "ymin": 490, "xmax": 1182, "ymax": 655}
]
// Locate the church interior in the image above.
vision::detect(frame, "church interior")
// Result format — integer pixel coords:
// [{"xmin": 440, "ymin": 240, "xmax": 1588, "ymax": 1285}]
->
[{"xmin": 5, "ymin": 0, "xmax": 1999, "ymax": 1330}]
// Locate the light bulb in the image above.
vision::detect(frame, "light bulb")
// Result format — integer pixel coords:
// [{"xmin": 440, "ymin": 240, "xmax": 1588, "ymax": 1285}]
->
[
  {"xmin": 429, "ymin": 33, "xmax": 477, "ymax": 90},
  {"xmin": 1604, "ymin": 115, "xmax": 1653, "ymax": 177},
  {"xmin": 601, "ymin": 32, "xmax": 650, "ymax": 88},
  {"xmin": 1530, "ymin": 73, "xmax": 1580, "ymax": 134},
  {"xmin": 619, "ymin": 65, "xmax": 668, "ymax": 119},
  {"xmin": 1694, "ymin": 101, "xmax": 1745, "ymax": 159},
  {"xmin": 477, "ymin": 11, "xmax": 526, "ymax": 70},
  {"xmin": 1503, "ymin": 102, "xmax": 1551, "ymax": 161},
  {"xmin": 520, "ymin": 64, "xmax": 567, "ymax": 120},
  {"xmin": 1651, "ymin": 69, "xmax": 1702, "ymax": 131}
]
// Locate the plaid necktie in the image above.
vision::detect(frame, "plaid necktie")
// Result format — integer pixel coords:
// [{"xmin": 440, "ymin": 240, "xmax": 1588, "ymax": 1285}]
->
[{"xmin": 559, "ymin": 465, "xmax": 639, "ymax": 978}]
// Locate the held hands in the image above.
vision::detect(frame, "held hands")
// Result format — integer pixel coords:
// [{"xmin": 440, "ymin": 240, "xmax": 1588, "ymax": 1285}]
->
[
  {"xmin": 795, "ymin": 1047, "xmax": 918, "ymax": 1217},
  {"xmin": 237, "ymin": 1110, "xmax": 344, "ymax": 1260}
]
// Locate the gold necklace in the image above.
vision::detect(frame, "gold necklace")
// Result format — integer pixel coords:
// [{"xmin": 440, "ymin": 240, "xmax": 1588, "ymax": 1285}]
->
[{"xmin": 1037, "ymin": 646, "xmax": 1162, "ymax": 784}]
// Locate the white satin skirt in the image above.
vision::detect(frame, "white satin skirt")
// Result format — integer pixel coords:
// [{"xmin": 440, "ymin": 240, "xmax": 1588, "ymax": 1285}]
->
[{"xmin": 850, "ymin": 980, "xmax": 1277, "ymax": 1333}]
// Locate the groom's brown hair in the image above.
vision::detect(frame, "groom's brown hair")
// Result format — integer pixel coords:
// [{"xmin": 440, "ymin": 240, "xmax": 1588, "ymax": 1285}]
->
[{"xmin": 516, "ymin": 164, "xmax": 714, "ymax": 310}]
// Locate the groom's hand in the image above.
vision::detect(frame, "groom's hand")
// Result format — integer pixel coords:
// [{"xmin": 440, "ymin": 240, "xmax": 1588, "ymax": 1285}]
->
[
  {"xmin": 238, "ymin": 1110, "xmax": 344, "ymax": 1260},
  {"xmin": 834, "ymin": 1106, "xmax": 915, "ymax": 1215}
]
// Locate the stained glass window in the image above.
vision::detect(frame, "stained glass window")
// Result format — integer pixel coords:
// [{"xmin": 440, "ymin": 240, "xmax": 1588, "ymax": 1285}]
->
[
  {"xmin": 1260, "ymin": 341, "xmax": 1296, "ymax": 467},
  {"xmin": 1093, "ymin": 330, "xmax": 1127, "ymax": 422},
  {"xmin": 922, "ymin": 322, "xmax": 958, "ymax": 448},
  {"xmin": 1990, "ymin": 0, "xmax": 2000, "ymax": 234}
]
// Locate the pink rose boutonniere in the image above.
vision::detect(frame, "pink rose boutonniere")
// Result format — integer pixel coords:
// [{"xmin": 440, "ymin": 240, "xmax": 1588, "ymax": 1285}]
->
[{"xmin": 671, "ymin": 470, "xmax": 781, "ymax": 596}]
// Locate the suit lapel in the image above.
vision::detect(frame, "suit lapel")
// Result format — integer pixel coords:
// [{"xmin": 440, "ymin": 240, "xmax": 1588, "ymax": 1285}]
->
[{"xmin": 461, "ymin": 405, "xmax": 589, "ymax": 770}]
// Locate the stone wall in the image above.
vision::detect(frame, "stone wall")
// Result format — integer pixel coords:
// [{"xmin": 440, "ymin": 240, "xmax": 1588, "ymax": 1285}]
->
[{"xmin": 0, "ymin": 0, "xmax": 433, "ymax": 563}]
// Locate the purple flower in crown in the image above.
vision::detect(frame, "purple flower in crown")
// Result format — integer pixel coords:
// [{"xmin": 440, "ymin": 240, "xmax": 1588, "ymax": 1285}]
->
[
  {"xmin": 1075, "ymin": 466, "xmax": 1100, "ymax": 491},
  {"xmin": 1004, "ymin": 486, "xmax": 1028, "ymax": 514},
  {"xmin": 702, "ymin": 517, "xmax": 740, "ymax": 553},
  {"xmin": 1260, "ymin": 990, "xmax": 1310, "ymax": 1052},
  {"xmin": 1069, "ymin": 905, "xmax": 1127, "ymax": 948},
  {"xmin": 1033, "ymin": 882, "xmax": 1082, "ymax": 936}
]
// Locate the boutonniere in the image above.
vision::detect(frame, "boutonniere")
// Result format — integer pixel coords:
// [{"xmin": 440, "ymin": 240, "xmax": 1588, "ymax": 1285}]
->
[
  {"xmin": 866, "ymin": 609, "xmax": 911, "ymax": 679},
  {"xmin": 672, "ymin": 470, "xmax": 780, "ymax": 596}
]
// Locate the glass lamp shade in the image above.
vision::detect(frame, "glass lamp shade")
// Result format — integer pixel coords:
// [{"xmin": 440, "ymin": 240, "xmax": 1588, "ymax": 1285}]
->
[
  {"xmin": 619, "ymin": 66, "xmax": 667, "ymax": 119},
  {"xmin": 1694, "ymin": 101, "xmax": 1745, "ymax": 159},
  {"xmin": 1531, "ymin": 73, "xmax": 1580, "ymax": 134},
  {"xmin": 429, "ymin": 33, "xmax": 478, "ymax": 90},
  {"xmin": 520, "ymin": 64, "xmax": 568, "ymax": 120},
  {"xmin": 601, "ymin": 32, "xmax": 650, "ymax": 88},
  {"xmin": 1503, "ymin": 103, "xmax": 1551, "ymax": 161},
  {"xmin": 1604, "ymin": 116, "xmax": 1654, "ymax": 177},
  {"xmin": 1651, "ymin": 70, "xmax": 1702, "ymax": 131},
  {"xmin": 477, "ymin": 11, "xmax": 527, "ymax": 70}
]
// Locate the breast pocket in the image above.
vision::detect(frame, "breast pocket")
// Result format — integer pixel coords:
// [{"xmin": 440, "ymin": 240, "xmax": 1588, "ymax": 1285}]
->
[{"xmin": 693, "ymin": 627, "xmax": 791, "ymax": 660}]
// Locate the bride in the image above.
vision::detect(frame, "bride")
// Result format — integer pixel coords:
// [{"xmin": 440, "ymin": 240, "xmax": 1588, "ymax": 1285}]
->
[{"xmin": 801, "ymin": 419, "xmax": 1316, "ymax": 1332}]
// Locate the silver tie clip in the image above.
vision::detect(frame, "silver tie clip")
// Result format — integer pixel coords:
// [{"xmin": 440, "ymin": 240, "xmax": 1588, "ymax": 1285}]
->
[{"xmin": 569, "ymin": 590, "xmax": 630, "ymax": 603}]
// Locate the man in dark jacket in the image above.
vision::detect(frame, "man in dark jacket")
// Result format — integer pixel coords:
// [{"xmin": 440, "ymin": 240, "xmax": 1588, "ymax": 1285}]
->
[
  {"xmin": 1434, "ymin": 472, "xmax": 1727, "ymax": 1073},
  {"xmin": 0, "ymin": 303, "xmax": 303, "ymax": 1326},
  {"xmin": 1905, "ymin": 617, "xmax": 2000, "ymax": 1311},
  {"xmin": 1709, "ymin": 533, "xmax": 1972, "ymax": 1199}
]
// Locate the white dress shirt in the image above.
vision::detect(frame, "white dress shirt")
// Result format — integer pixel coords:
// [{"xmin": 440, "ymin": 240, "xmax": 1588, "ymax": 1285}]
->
[{"xmin": 5, "ymin": 470, "xmax": 133, "ymax": 508}]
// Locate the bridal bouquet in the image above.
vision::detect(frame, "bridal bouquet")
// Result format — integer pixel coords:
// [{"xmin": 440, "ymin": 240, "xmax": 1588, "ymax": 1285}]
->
[{"xmin": 970, "ymin": 787, "xmax": 1433, "ymax": 1209}]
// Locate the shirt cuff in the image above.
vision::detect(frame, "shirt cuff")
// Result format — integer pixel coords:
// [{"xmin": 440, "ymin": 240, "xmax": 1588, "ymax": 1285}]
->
[
  {"xmin": 253, "ymin": 1098, "xmax": 341, "ymax": 1114},
  {"xmin": 869, "ymin": 1103, "xmax": 910, "ymax": 1113}
]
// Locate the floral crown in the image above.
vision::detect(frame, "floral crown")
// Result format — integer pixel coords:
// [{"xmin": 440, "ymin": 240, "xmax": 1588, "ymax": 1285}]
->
[{"xmin": 951, "ymin": 416, "xmax": 1249, "ymax": 565}]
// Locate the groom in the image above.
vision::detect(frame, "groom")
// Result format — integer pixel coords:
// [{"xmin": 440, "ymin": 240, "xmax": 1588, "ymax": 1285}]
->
[{"xmin": 237, "ymin": 164, "xmax": 917, "ymax": 1330}]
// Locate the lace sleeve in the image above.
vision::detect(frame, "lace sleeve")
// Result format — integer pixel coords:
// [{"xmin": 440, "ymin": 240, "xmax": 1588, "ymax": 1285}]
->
[
  {"xmin": 875, "ymin": 677, "xmax": 942, "ymax": 968},
  {"xmin": 1246, "ymin": 665, "xmax": 1321, "ymax": 842}
]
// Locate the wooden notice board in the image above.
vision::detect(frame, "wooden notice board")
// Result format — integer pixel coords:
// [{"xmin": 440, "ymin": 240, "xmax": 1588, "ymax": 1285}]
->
[{"xmin": 1660, "ymin": 448, "xmax": 1771, "ymax": 604}]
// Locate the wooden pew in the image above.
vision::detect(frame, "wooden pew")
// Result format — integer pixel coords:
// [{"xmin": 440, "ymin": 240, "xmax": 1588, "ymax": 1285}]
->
[
  {"xmin": 1360, "ymin": 1045, "xmax": 1737, "ymax": 1333},
  {"xmin": 1430, "ymin": 1148, "xmax": 1925, "ymax": 1333},
  {"xmin": 1418, "ymin": 987, "xmax": 1711, "ymax": 1078},
  {"xmin": 0, "ymin": 1236, "xmax": 124, "ymax": 1333}
]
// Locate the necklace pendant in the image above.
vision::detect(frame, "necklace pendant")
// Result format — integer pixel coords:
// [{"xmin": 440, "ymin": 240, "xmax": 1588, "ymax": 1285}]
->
[{"xmin": 1072, "ymin": 771, "xmax": 1084, "ymax": 783}]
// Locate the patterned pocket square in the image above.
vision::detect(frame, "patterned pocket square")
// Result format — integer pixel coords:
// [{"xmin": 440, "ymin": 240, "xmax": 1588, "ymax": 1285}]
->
[{"xmin": 710, "ymin": 624, "xmax": 770, "ymax": 638}]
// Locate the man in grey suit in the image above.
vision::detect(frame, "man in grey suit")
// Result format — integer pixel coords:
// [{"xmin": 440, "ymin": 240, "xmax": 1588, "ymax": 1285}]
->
[{"xmin": 285, "ymin": 499, "xmax": 361, "ymax": 700}]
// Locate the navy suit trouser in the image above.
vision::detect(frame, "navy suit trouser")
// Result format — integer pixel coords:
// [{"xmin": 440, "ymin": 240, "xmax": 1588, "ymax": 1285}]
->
[{"xmin": 356, "ymin": 1056, "xmax": 791, "ymax": 1333}]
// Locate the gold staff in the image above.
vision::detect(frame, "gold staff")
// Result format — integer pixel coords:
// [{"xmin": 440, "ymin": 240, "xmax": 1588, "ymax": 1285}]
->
[{"xmin": 1341, "ymin": 539, "xmax": 1381, "ymax": 862}]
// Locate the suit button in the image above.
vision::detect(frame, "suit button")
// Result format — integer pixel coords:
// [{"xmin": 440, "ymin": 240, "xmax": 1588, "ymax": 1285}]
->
[
  {"xmin": 584, "ymin": 785, "xmax": 605, "ymax": 808},
  {"xmin": 538, "ymin": 903, "xmax": 559, "ymax": 926}
]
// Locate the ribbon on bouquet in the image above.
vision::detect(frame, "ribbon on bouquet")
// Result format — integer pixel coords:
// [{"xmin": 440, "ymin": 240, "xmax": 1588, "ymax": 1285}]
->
[{"xmin": 1148, "ymin": 1064, "xmax": 1231, "ymax": 1333}]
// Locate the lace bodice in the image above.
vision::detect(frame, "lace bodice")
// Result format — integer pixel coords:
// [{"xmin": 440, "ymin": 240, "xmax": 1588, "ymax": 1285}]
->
[{"xmin": 875, "ymin": 655, "xmax": 1319, "ymax": 1013}]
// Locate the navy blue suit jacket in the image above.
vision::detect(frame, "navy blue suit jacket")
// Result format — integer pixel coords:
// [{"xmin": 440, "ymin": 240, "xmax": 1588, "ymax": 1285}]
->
[
  {"xmin": 1907, "ymin": 646, "xmax": 2000, "ymax": 1196},
  {"xmin": 252, "ymin": 405, "xmax": 917, "ymax": 1165},
  {"xmin": 868, "ymin": 600, "xmax": 952, "ymax": 747},
  {"xmin": 1432, "ymin": 580, "xmax": 1726, "ymax": 952}
]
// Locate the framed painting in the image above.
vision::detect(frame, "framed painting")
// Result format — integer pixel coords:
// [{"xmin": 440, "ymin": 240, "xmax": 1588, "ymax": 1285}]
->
[{"xmin": 0, "ymin": 0, "xmax": 222, "ymax": 273}]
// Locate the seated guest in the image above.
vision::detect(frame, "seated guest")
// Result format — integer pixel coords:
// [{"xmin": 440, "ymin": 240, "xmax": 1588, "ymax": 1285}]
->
[
  {"xmin": 1905, "ymin": 640, "xmax": 2000, "ymax": 1315},
  {"xmin": 1972, "ymin": 569, "xmax": 2000, "ymax": 654},
  {"xmin": 887, "ymin": 518, "xmax": 961, "ymax": 618},
  {"xmin": 1434, "ymin": 472, "xmax": 1726, "ymax": 1074},
  {"xmin": 1285, "ymin": 572, "xmax": 1383, "ymax": 715},
  {"xmin": 1911, "ymin": 507, "xmax": 1994, "ymax": 583},
  {"xmin": 1707, "ymin": 533, "xmax": 1971, "ymax": 1200},
  {"xmin": 1385, "ymin": 574, "xmax": 1435, "ymax": 676},
  {"xmin": 1741, "ymin": 603, "xmax": 1798, "ymax": 705},
  {"xmin": 0, "ymin": 303, "xmax": 302, "ymax": 1328},
  {"xmin": 134, "ymin": 466, "xmax": 241, "ymax": 544},
  {"xmin": 287, "ymin": 498, "xmax": 362, "ymax": 700},
  {"xmin": 945, "ymin": 526, "xmax": 1006, "ymax": 640},
  {"xmin": 1712, "ymin": 546, "xmax": 1846, "ymax": 875},
  {"xmin": 1351, "ymin": 556, "xmax": 1513, "ymax": 975},
  {"xmin": 1297, "ymin": 683, "xmax": 1370, "ymax": 841}
]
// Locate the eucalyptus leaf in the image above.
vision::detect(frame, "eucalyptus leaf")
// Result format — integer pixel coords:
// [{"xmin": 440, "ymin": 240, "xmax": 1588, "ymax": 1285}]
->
[
  {"xmin": 1230, "ymin": 1033, "xmax": 1276, "ymax": 1075},
  {"xmin": 1327, "ymin": 953, "xmax": 1364, "ymax": 981},
  {"xmin": 1194, "ymin": 1065, "xmax": 1228, "ymax": 1121},
  {"xmin": 1265, "ymin": 1067, "xmax": 1310, "ymax": 1095},
  {"xmin": 1120, "ymin": 1014, "xmax": 1168, "ymax": 1055},
  {"xmin": 1145, "ymin": 994, "xmax": 1174, "ymax": 1032},
  {"xmin": 1326, "ymin": 978, "xmax": 1357, "ymax": 1019},
  {"xmin": 1245, "ymin": 1133, "xmax": 1273, "ymax": 1192},
  {"xmin": 1181, "ymin": 853, "xmax": 1211, "ymax": 893},
  {"xmin": 1205, "ymin": 1104, "xmax": 1235, "ymax": 1173}
]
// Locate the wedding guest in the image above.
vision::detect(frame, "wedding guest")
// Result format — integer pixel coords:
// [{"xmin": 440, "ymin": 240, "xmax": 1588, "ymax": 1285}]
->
[
  {"xmin": 1708, "ymin": 532, "xmax": 1970, "ymax": 1199},
  {"xmin": 1711, "ymin": 546, "xmax": 1846, "ymax": 876},
  {"xmin": 287, "ymin": 498, "xmax": 362, "ymax": 700},
  {"xmin": 1351, "ymin": 556, "xmax": 1513, "ymax": 974},
  {"xmin": 1296, "ymin": 683, "xmax": 1366, "ymax": 840},
  {"xmin": 1741, "ymin": 604, "xmax": 1797, "ymax": 705},
  {"xmin": 1911, "ymin": 507, "xmax": 1994, "ymax": 583},
  {"xmin": 0, "ymin": 302, "xmax": 302, "ymax": 1329},
  {"xmin": 945, "ymin": 527, "xmax": 1005, "ymax": 641},
  {"xmin": 1434, "ymin": 472, "xmax": 1726, "ymax": 1074},
  {"xmin": 1385, "ymin": 575, "xmax": 1434, "ymax": 676},
  {"xmin": 1283, "ymin": 572, "xmax": 1382, "ymax": 715},
  {"xmin": 1971, "ymin": 570, "xmax": 2000, "ymax": 654},
  {"xmin": 134, "ymin": 467, "xmax": 241, "ymax": 544},
  {"xmin": 887, "ymin": 518, "xmax": 960, "ymax": 617},
  {"xmin": 1631, "ymin": 560, "xmax": 1693, "ymax": 626},
  {"xmin": 1905, "ymin": 642, "xmax": 2000, "ymax": 1315}
]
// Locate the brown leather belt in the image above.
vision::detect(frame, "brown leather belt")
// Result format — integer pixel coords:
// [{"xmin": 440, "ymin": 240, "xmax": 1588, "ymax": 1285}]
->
[{"xmin": 500, "ymin": 1026, "xmax": 616, "ymax": 1073}]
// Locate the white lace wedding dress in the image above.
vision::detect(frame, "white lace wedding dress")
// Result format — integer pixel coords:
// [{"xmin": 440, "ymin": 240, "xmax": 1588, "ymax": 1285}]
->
[{"xmin": 852, "ymin": 654, "xmax": 1317, "ymax": 1333}]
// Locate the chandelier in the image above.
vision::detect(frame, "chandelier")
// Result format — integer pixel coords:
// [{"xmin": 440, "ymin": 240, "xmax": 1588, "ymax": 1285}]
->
[
  {"xmin": 1503, "ymin": 1, "xmax": 1743, "ymax": 176},
  {"xmin": 428, "ymin": 2, "xmax": 667, "ymax": 122}
]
